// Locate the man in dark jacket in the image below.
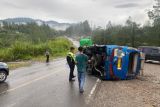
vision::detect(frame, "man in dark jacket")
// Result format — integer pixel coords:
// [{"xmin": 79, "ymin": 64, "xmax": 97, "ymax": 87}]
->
[{"xmin": 66, "ymin": 47, "xmax": 76, "ymax": 81}]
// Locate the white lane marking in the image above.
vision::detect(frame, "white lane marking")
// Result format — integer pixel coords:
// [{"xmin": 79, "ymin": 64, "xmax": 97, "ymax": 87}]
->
[
  {"xmin": 0, "ymin": 69, "xmax": 63, "ymax": 95},
  {"xmin": 86, "ymin": 79, "xmax": 101, "ymax": 104}
]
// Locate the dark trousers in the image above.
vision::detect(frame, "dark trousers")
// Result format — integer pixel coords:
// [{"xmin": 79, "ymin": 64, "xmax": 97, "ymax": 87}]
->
[
  {"xmin": 46, "ymin": 55, "xmax": 49, "ymax": 63},
  {"xmin": 69, "ymin": 65, "xmax": 75, "ymax": 80}
]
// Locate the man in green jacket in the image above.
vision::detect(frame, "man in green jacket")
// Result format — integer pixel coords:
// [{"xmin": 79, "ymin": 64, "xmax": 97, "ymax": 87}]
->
[{"xmin": 76, "ymin": 46, "xmax": 88, "ymax": 93}]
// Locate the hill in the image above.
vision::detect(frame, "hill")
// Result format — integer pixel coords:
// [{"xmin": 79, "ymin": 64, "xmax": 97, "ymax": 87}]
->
[{"xmin": 0, "ymin": 17, "xmax": 71, "ymax": 30}]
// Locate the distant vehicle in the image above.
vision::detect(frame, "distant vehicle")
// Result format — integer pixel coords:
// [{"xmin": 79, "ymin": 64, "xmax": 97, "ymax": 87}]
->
[
  {"xmin": 138, "ymin": 46, "xmax": 160, "ymax": 62},
  {"xmin": 80, "ymin": 38, "xmax": 93, "ymax": 47},
  {"xmin": 0, "ymin": 62, "xmax": 9, "ymax": 82}
]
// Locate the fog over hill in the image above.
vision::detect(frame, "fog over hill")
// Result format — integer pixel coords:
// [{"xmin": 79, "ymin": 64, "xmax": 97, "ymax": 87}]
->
[{"xmin": 0, "ymin": 17, "xmax": 72, "ymax": 30}]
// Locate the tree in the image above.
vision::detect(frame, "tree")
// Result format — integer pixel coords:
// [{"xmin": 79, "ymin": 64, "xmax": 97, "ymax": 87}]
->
[
  {"xmin": 148, "ymin": 0, "xmax": 160, "ymax": 46},
  {"xmin": 148, "ymin": 0, "xmax": 160, "ymax": 25},
  {"xmin": 65, "ymin": 20, "xmax": 91, "ymax": 36},
  {"xmin": 83, "ymin": 20, "xmax": 91, "ymax": 35},
  {"xmin": 125, "ymin": 17, "xmax": 141, "ymax": 47}
]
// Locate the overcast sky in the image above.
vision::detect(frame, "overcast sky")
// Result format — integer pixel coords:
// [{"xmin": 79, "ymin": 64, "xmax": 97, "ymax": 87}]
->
[{"xmin": 0, "ymin": 0, "xmax": 154, "ymax": 27}]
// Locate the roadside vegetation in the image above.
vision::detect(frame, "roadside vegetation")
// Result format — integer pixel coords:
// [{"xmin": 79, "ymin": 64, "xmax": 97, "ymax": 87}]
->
[
  {"xmin": 0, "ymin": 22, "xmax": 73, "ymax": 62},
  {"xmin": 0, "ymin": 37, "xmax": 72, "ymax": 61}
]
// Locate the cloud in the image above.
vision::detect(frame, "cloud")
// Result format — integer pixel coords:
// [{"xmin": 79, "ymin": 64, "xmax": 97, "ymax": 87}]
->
[
  {"xmin": 0, "ymin": 0, "xmax": 154, "ymax": 26},
  {"xmin": 115, "ymin": 3, "xmax": 140, "ymax": 8},
  {"xmin": 2, "ymin": 1, "xmax": 24, "ymax": 9}
]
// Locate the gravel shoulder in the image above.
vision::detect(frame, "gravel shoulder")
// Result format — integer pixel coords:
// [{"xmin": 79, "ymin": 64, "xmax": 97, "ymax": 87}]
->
[{"xmin": 89, "ymin": 62, "xmax": 160, "ymax": 107}]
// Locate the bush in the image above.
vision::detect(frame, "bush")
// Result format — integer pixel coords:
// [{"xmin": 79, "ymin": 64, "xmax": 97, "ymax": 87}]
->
[{"xmin": 0, "ymin": 37, "xmax": 73, "ymax": 61}]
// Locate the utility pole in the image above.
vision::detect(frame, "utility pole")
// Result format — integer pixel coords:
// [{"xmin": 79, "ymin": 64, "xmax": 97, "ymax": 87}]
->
[
  {"xmin": 90, "ymin": 21, "xmax": 93, "ymax": 39},
  {"xmin": 131, "ymin": 23, "xmax": 135, "ymax": 47}
]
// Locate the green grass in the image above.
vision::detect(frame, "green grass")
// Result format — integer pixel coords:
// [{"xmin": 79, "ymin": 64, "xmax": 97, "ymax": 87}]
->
[{"xmin": 0, "ymin": 37, "xmax": 73, "ymax": 62}]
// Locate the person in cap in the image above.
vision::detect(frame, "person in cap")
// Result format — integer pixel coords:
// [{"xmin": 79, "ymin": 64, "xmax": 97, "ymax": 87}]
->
[{"xmin": 66, "ymin": 47, "xmax": 76, "ymax": 81}]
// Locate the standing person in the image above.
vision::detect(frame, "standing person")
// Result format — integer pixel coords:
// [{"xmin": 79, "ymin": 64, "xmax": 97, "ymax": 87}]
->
[
  {"xmin": 140, "ymin": 51, "xmax": 145, "ymax": 76},
  {"xmin": 45, "ymin": 50, "xmax": 50, "ymax": 63},
  {"xmin": 76, "ymin": 47, "xmax": 88, "ymax": 93},
  {"xmin": 66, "ymin": 47, "xmax": 76, "ymax": 81}
]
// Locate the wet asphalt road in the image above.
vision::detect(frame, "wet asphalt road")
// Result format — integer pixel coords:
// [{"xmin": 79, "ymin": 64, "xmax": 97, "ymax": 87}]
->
[
  {"xmin": 0, "ymin": 38, "xmax": 98, "ymax": 107},
  {"xmin": 0, "ymin": 59, "xmax": 98, "ymax": 107}
]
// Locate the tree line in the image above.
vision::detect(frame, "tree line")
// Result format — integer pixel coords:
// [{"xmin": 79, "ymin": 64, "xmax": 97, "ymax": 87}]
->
[
  {"xmin": 65, "ymin": 18, "xmax": 160, "ymax": 47},
  {"xmin": 0, "ymin": 22, "xmax": 60, "ymax": 48},
  {"xmin": 92, "ymin": 17, "xmax": 160, "ymax": 47},
  {"xmin": 65, "ymin": 20, "xmax": 91, "ymax": 37}
]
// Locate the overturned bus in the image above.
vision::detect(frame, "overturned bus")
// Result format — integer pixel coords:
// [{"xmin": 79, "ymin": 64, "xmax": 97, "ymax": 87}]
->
[{"xmin": 84, "ymin": 45, "xmax": 141, "ymax": 80}]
